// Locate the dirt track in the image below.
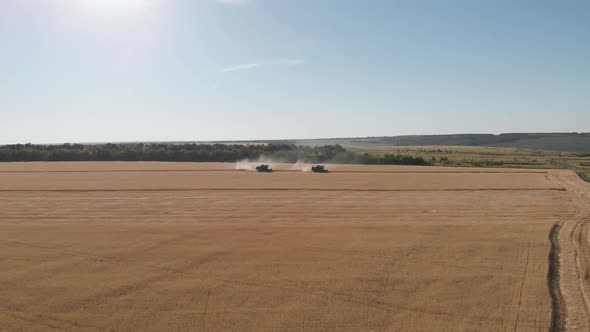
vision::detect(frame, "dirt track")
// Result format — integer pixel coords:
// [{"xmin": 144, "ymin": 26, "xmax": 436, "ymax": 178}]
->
[
  {"xmin": 549, "ymin": 171, "xmax": 590, "ymax": 331},
  {"xmin": 0, "ymin": 162, "xmax": 588, "ymax": 331}
]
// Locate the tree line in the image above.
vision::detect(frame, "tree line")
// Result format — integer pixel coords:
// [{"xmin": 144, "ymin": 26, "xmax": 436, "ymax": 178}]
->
[{"xmin": 0, "ymin": 143, "xmax": 429, "ymax": 165}]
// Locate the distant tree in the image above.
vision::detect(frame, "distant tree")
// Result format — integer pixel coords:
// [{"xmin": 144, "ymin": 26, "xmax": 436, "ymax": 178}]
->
[{"xmin": 0, "ymin": 143, "xmax": 430, "ymax": 166}]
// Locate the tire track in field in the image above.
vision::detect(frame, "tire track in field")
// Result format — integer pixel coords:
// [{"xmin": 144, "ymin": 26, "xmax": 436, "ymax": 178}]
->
[
  {"xmin": 1, "ymin": 311, "xmax": 99, "ymax": 332},
  {"xmin": 222, "ymin": 278, "xmax": 542, "ymax": 328},
  {"xmin": 514, "ymin": 239, "xmax": 531, "ymax": 331},
  {"xmin": 548, "ymin": 224, "xmax": 565, "ymax": 332},
  {"xmin": 547, "ymin": 171, "xmax": 590, "ymax": 331},
  {"xmin": 0, "ymin": 188, "xmax": 566, "ymax": 193},
  {"xmin": 55, "ymin": 251, "xmax": 228, "ymax": 313},
  {"xmin": 0, "ymin": 232, "xmax": 202, "ymax": 287}
]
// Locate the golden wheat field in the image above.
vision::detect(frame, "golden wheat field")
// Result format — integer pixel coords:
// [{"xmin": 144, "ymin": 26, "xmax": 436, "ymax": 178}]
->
[{"xmin": 1, "ymin": 162, "xmax": 589, "ymax": 331}]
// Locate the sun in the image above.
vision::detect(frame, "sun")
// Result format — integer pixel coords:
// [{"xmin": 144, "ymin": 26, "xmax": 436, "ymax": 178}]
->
[
  {"xmin": 83, "ymin": 0, "xmax": 149, "ymax": 11},
  {"xmin": 66, "ymin": 0, "xmax": 152, "ymax": 16}
]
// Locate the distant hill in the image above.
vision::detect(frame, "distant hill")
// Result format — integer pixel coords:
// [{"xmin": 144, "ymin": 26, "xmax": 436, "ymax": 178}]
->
[
  {"xmin": 295, "ymin": 133, "xmax": 590, "ymax": 153},
  {"xmin": 50, "ymin": 133, "xmax": 590, "ymax": 154}
]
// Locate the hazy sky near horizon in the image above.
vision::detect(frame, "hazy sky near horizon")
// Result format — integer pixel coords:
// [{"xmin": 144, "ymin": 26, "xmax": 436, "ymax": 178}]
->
[{"xmin": 1, "ymin": 0, "xmax": 589, "ymax": 143}]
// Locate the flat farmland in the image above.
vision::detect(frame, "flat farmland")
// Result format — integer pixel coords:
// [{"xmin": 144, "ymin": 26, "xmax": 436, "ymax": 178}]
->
[{"xmin": 1, "ymin": 162, "xmax": 589, "ymax": 331}]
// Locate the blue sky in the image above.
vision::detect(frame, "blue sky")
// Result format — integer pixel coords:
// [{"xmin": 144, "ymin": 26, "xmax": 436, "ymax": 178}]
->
[{"xmin": 0, "ymin": 0, "xmax": 589, "ymax": 143}]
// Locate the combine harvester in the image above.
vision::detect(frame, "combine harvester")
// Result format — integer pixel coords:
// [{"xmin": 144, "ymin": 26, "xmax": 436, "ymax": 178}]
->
[
  {"xmin": 255, "ymin": 164, "xmax": 273, "ymax": 172},
  {"xmin": 255, "ymin": 164, "xmax": 329, "ymax": 173},
  {"xmin": 311, "ymin": 165, "xmax": 329, "ymax": 173}
]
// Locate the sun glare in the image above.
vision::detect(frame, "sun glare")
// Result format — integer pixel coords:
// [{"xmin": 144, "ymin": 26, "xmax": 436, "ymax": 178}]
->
[{"xmin": 66, "ymin": 0, "xmax": 152, "ymax": 16}]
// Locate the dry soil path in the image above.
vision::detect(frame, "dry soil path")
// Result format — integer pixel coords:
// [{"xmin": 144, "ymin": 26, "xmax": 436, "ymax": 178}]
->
[{"xmin": 550, "ymin": 170, "xmax": 590, "ymax": 331}]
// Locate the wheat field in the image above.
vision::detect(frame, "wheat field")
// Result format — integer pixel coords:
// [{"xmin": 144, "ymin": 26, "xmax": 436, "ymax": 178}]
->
[{"xmin": 1, "ymin": 162, "xmax": 588, "ymax": 331}]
